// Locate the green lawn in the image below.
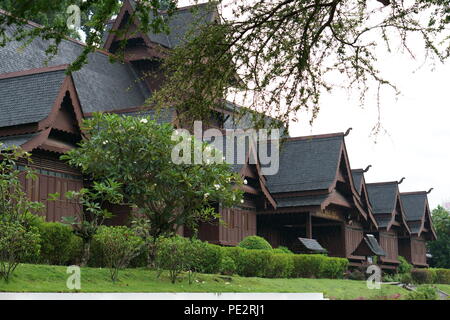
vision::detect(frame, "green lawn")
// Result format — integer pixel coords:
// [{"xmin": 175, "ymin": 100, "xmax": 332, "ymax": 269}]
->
[{"xmin": 0, "ymin": 263, "xmax": 415, "ymax": 299}]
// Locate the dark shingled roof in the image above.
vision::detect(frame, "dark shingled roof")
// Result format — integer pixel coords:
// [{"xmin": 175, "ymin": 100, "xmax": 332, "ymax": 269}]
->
[
  {"xmin": 0, "ymin": 133, "xmax": 38, "ymax": 149},
  {"xmin": 276, "ymin": 194, "xmax": 328, "ymax": 208},
  {"xmin": 352, "ymin": 234, "xmax": 386, "ymax": 256},
  {"xmin": 351, "ymin": 169, "xmax": 364, "ymax": 195},
  {"xmin": 400, "ymin": 193, "xmax": 427, "ymax": 222},
  {"xmin": 0, "ymin": 24, "xmax": 149, "ymax": 116},
  {"xmin": 266, "ymin": 135, "xmax": 343, "ymax": 194},
  {"xmin": 297, "ymin": 238, "xmax": 327, "ymax": 253},
  {"xmin": 366, "ymin": 182, "xmax": 398, "ymax": 214},
  {"xmin": 0, "ymin": 70, "xmax": 66, "ymax": 127},
  {"xmin": 146, "ymin": 3, "xmax": 217, "ymax": 48}
]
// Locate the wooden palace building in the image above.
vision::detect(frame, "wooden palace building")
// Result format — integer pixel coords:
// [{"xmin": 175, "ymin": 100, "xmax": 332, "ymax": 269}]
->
[{"xmin": 0, "ymin": 1, "xmax": 436, "ymax": 269}]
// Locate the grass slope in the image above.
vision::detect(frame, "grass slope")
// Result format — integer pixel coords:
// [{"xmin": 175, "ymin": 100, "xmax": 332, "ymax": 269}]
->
[{"xmin": 0, "ymin": 263, "xmax": 411, "ymax": 299}]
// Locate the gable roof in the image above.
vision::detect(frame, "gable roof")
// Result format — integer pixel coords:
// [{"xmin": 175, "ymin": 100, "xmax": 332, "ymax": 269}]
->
[
  {"xmin": 147, "ymin": 3, "xmax": 217, "ymax": 49},
  {"xmin": 351, "ymin": 169, "xmax": 364, "ymax": 195},
  {"xmin": 366, "ymin": 181, "xmax": 410, "ymax": 233},
  {"xmin": 366, "ymin": 182, "xmax": 398, "ymax": 214},
  {"xmin": 0, "ymin": 68, "xmax": 66, "ymax": 128},
  {"xmin": 0, "ymin": 23, "xmax": 149, "ymax": 116},
  {"xmin": 266, "ymin": 134, "xmax": 344, "ymax": 194},
  {"xmin": 400, "ymin": 192, "xmax": 437, "ymax": 239},
  {"xmin": 401, "ymin": 192, "xmax": 428, "ymax": 221}
]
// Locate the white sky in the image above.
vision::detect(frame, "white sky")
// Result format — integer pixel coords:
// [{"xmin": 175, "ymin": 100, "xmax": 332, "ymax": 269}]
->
[{"xmin": 179, "ymin": 0, "xmax": 450, "ymax": 209}]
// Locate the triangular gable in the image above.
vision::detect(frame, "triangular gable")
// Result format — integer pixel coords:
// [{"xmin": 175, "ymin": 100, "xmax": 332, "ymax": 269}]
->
[
  {"xmin": 4, "ymin": 72, "xmax": 84, "ymax": 154},
  {"xmin": 401, "ymin": 191, "xmax": 437, "ymax": 240},
  {"xmin": 103, "ymin": 0, "xmax": 168, "ymax": 59},
  {"xmin": 329, "ymin": 138, "xmax": 378, "ymax": 228},
  {"xmin": 240, "ymin": 141, "xmax": 277, "ymax": 209}
]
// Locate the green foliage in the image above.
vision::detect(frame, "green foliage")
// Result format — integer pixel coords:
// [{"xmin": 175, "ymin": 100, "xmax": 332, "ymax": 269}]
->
[
  {"xmin": 61, "ymin": 179, "xmax": 123, "ymax": 266},
  {"xmin": 0, "ymin": 0, "xmax": 174, "ymax": 72},
  {"xmin": 292, "ymin": 254, "xmax": 328, "ymax": 278},
  {"xmin": 0, "ymin": 222, "xmax": 40, "ymax": 281},
  {"xmin": 220, "ymin": 256, "xmax": 237, "ymax": 276},
  {"xmin": 397, "ymin": 256, "xmax": 413, "ymax": 274},
  {"xmin": 431, "ymin": 268, "xmax": 450, "ymax": 284},
  {"xmin": 291, "ymin": 254, "xmax": 348, "ymax": 279},
  {"xmin": 63, "ymin": 113, "xmax": 242, "ymax": 261},
  {"xmin": 347, "ymin": 270, "xmax": 366, "ymax": 281},
  {"xmin": 237, "ymin": 235, "xmax": 272, "ymax": 250},
  {"xmin": 266, "ymin": 254, "xmax": 294, "ymax": 278},
  {"xmin": 0, "ymin": 144, "xmax": 44, "ymax": 281},
  {"xmin": 93, "ymin": 226, "xmax": 144, "ymax": 282},
  {"xmin": 429, "ymin": 205, "xmax": 450, "ymax": 268},
  {"xmin": 273, "ymin": 246, "xmax": 293, "ymax": 254},
  {"xmin": 37, "ymin": 222, "xmax": 82, "ymax": 265},
  {"xmin": 411, "ymin": 269, "xmax": 434, "ymax": 284},
  {"xmin": 155, "ymin": 235, "xmax": 194, "ymax": 284},
  {"xmin": 406, "ymin": 285, "xmax": 439, "ymax": 300},
  {"xmin": 188, "ymin": 241, "xmax": 223, "ymax": 274}
]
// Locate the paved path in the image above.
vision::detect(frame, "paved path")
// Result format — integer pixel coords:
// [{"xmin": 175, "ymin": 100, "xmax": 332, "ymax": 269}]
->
[{"xmin": 0, "ymin": 292, "xmax": 327, "ymax": 300}]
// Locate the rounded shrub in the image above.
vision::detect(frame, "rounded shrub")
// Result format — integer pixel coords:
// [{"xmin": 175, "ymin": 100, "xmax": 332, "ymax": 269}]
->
[
  {"xmin": 38, "ymin": 222, "xmax": 82, "ymax": 265},
  {"xmin": 238, "ymin": 236, "xmax": 272, "ymax": 250}
]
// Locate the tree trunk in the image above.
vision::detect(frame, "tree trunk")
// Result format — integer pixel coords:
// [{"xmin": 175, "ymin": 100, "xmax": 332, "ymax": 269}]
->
[{"xmin": 80, "ymin": 240, "xmax": 91, "ymax": 267}]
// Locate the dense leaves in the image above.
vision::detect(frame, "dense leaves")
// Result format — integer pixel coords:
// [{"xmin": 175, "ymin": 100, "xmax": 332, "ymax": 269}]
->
[
  {"xmin": 63, "ymin": 113, "xmax": 243, "ymax": 264},
  {"xmin": 428, "ymin": 205, "xmax": 450, "ymax": 268},
  {"xmin": 0, "ymin": 144, "xmax": 43, "ymax": 281}
]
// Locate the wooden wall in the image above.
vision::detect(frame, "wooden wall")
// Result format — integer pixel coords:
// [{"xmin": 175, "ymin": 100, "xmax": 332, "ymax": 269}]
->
[
  {"xmin": 378, "ymin": 230, "xmax": 400, "ymax": 264},
  {"xmin": 218, "ymin": 207, "xmax": 257, "ymax": 246},
  {"xmin": 344, "ymin": 224, "xmax": 365, "ymax": 259},
  {"xmin": 19, "ymin": 154, "xmax": 83, "ymax": 222}
]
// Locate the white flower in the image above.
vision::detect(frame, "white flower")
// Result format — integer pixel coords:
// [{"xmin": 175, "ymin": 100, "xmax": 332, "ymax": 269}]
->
[
  {"xmin": 102, "ymin": 140, "xmax": 108, "ymax": 145},
  {"xmin": 243, "ymin": 179, "xmax": 248, "ymax": 185},
  {"xmin": 204, "ymin": 193, "xmax": 210, "ymax": 198},
  {"xmin": 140, "ymin": 118, "xmax": 148, "ymax": 124},
  {"xmin": 214, "ymin": 184, "xmax": 221, "ymax": 190},
  {"xmin": 240, "ymin": 199, "xmax": 244, "ymax": 203}
]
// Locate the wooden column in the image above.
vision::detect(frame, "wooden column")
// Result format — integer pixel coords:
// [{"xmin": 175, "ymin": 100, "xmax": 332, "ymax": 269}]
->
[{"xmin": 306, "ymin": 212, "xmax": 312, "ymax": 239}]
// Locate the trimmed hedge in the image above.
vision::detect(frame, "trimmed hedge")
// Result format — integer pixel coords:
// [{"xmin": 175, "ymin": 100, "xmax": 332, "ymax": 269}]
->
[
  {"xmin": 222, "ymin": 247, "xmax": 347, "ymax": 279},
  {"xmin": 292, "ymin": 254, "xmax": 348, "ymax": 279},
  {"xmin": 432, "ymin": 268, "xmax": 450, "ymax": 284}
]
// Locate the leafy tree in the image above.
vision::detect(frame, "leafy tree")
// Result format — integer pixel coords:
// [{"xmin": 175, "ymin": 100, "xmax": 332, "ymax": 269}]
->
[
  {"xmin": 4, "ymin": 1, "xmax": 450, "ymax": 127},
  {"xmin": 0, "ymin": 0, "xmax": 176, "ymax": 72},
  {"xmin": 62, "ymin": 113, "xmax": 243, "ymax": 264},
  {"xmin": 59, "ymin": 180, "xmax": 123, "ymax": 266},
  {"xmin": 428, "ymin": 205, "xmax": 450, "ymax": 268},
  {"xmin": 0, "ymin": 144, "xmax": 43, "ymax": 281}
]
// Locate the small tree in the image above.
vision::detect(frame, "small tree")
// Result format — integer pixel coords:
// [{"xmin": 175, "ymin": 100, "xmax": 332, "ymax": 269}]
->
[
  {"xmin": 63, "ymin": 113, "xmax": 243, "ymax": 265},
  {"xmin": 93, "ymin": 226, "xmax": 144, "ymax": 282},
  {"xmin": 0, "ymin": 144, "xmax": 43, "ymax": 281},
  {"xmin": 61, "ymin": 179, "xmax": 123, "ymax": 266}
]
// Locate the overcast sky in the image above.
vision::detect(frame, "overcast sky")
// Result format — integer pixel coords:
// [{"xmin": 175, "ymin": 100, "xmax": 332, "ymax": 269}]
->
[{"xmin": 179, "ymin": 0, "xmax": 449, "ymax": 209}]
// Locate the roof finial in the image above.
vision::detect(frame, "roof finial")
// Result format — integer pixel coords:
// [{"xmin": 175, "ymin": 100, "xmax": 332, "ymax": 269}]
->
[
  {"xmin": 363, "ymin": 165, "xmax": 372, "ymax": 173},
  {"xmin": 427, "ymin": 188, "xmax": 434, "ymax": 194},
  {"xmin": 344, "ymin": 128, "xmax": 353, "ymax": 137},
  {"xmin": 398, "ymin": 177, "xmax": 406, "ymax": 184}
]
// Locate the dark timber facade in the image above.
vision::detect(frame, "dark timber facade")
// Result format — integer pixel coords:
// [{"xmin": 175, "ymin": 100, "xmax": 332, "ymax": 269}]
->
[{"xmin": 0, "ymin": 0, "xmax": 436, "ymax": 270}]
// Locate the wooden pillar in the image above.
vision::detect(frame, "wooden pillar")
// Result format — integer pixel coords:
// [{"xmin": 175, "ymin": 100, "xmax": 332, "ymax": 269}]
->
[{"xmin": 306, "ymin": 212, "xmax": 312, "ymax": 239}]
